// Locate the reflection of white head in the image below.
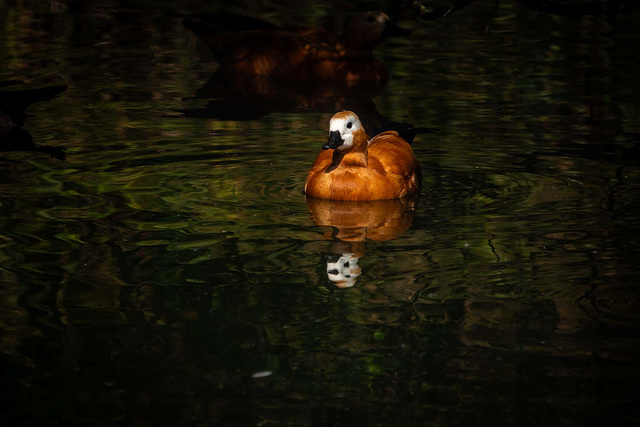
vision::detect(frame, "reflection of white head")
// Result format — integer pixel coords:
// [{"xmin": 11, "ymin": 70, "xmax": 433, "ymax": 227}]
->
[{"xmin": 327, "ymin": 253, "xmax": 361, "ymax": 288}]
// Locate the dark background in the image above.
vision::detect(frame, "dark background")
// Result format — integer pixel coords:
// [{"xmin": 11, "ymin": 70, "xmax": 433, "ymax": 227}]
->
[{"xmin": 1, "ymin": 1, "xmax": 640, "ymax": 425}]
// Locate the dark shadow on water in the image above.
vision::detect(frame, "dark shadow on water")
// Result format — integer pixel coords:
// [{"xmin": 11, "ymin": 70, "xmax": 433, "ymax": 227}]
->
[
  {"xmin": 607, "ymin": 134, "xmax": 640, "ymax": 210},
  {"xmin": 182, "ymin": 72, "xmax": 436, "ymax": 140},
  {"xmin": 0, "ymin": 81, "xmax": 67, "ymax": 161},
  {"xmin": 182, "ymin": 71, "xmax": 385, "ymax": 119}
]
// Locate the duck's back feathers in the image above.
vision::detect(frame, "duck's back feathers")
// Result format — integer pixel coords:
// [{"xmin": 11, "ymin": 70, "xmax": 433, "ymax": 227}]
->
[{"xmin": 368, "ymin": 131, "xmax": 420, "ymax": 179}]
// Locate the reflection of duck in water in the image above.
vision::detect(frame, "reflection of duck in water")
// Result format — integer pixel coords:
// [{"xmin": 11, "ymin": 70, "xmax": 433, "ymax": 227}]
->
[
  {"xmin": 0, "ymin": 81, "xmax": 67, "ymax": 160},
  {"xmin": 307, "ymin": 196, "xmax": 416, "ymax": 287},
  {"xmin": 305, "ymin": 111, "xmax": 422, "ymax": 201},
  {"xmin": 184, "ymin": 11, "xmax": 411, "ymax": 82},
  {"xmin": 327, "ymin": 252, "xmax": 362, "ymax": 289}
]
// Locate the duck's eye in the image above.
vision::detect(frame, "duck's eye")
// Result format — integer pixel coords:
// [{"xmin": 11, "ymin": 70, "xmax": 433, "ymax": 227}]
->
[
  {"xmin": 346, "ymin": 122, "xmax": 353, "ymax": 129},
  {"xmin": 366, "ymin": 16, "xmax": 375, "ymax": 23}
]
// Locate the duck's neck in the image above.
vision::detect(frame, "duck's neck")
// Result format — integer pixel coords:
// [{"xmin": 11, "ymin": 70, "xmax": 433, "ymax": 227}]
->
[
  {"xmin": 342, "ymin": 150, "xmax": 368, "ymax": 168},
  {"xmin": 327, "ymin": 129, "xmax": 369, "ymax": 171}
]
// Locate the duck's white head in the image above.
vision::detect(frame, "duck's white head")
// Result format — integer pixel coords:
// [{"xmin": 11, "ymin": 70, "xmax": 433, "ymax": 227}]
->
[{"xmin": 323, "ymin": 111, "xmax": 365, "ymax": 151}]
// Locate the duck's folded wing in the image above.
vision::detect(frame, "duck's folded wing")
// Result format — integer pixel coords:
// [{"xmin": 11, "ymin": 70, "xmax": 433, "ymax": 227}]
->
[{"xmin": 368, "ymin": 133, "xmax": 419, "ymax": 179}]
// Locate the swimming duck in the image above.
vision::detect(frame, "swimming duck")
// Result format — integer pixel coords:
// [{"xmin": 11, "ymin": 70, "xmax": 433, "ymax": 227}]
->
[
  {"xmin": 184, "ymin": 11, "xmax": 411, "ymax": 82},
  {"xmin": 305, "ymin": 111, "xmax": 421, "ymax": 201}
]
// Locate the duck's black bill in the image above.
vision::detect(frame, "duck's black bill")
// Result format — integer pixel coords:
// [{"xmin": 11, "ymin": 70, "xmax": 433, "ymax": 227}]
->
[
  {"xmin": 323, "ymin": 131, "xmax": 344, "ymax": 150},
  {"xmin": 382, "ymin": 20, "xmax": 411, "ymax": 38}
]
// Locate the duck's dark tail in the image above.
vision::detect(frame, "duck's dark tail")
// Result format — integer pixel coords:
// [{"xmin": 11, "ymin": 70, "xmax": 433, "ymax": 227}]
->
[
  {"xmin": 183, "ymin": 13, "xmax": 278, "ymax": 35},
  {"xmin": 375, "ymin": 120, "xmax": 436, "ymax": 144},
  {"xmin": 398, "ymin": 126, "xmax": 437, "ymax": 144}
]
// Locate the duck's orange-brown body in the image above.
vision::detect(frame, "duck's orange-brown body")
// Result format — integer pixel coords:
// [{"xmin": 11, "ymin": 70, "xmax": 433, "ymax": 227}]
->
[
  {"xmin": 185, "ymin": 12, "xmax": 410, "ymax": 82},
  {"xmin": 305, "ymin": 112, "xmax": 421, "ymax": 201}
]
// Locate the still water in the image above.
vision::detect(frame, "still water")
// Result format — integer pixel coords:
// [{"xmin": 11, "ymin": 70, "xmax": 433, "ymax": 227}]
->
[{"xmin": 1, "ymin": 1, "xmax": 640, "ymax": 425}]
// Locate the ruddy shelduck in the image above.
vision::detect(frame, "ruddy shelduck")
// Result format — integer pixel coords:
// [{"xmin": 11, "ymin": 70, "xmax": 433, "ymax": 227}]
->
[
  {"xmin": 184, "ymin": 11, "xmax": 411, "ymax": 82},
  {"xmin": 305, "ymin": 111, "xmax": 421, "ymax": 201}
]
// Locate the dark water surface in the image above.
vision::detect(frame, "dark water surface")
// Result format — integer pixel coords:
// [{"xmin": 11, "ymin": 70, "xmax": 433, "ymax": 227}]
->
[{"xmin": 2, "ymin": 1, "xmax": 640, "ymax": 425}]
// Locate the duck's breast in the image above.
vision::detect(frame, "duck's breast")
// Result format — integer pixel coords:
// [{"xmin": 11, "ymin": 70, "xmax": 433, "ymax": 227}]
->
[
  {"xmin": 305, "ymin": 132, "xmax": 420, "ymax": 200},
  {"xmin": 306, "ymin": 157, "xmax": 417, "ymax": 201},
  {"xmin": 306, "ymin": 166, "xmax": 373, "ymax": 200}
]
